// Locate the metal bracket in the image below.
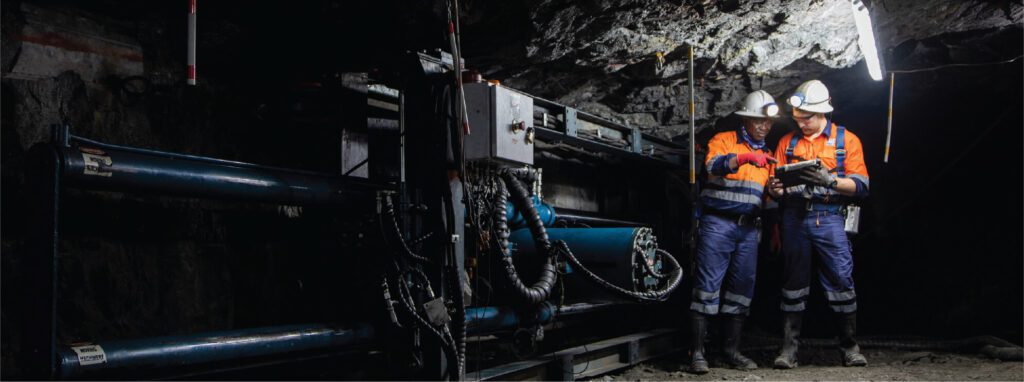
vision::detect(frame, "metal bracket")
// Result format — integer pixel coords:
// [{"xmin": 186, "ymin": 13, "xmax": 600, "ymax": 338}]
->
[
  {"xmin": 564, "ymin": 108, "xmax": 579, "ymax": 137},
  {"xmin": 630, "ymin": 128, "xmax": 643, "ymax": 154}
]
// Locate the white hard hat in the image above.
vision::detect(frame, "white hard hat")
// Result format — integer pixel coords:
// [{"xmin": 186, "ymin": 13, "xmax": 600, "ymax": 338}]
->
[
  {"xmin": 787, "ymin": 80, "xmax": 833, "ymax": 113},
  {"xmin": 734, "ymin": 90, "xmax": 779, "ymax": 118}
]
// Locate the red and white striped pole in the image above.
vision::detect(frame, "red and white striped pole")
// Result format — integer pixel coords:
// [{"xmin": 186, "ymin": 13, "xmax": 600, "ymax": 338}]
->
[
  {"xmin": 447, "ymin": 21, "xmax": 470, "ymax": 135},
  {"xmin": 187, "ymin": 0, "xmax": 196, "ymax": 85}
]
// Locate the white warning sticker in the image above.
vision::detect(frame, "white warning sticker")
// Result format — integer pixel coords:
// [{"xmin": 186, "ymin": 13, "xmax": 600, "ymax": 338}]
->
[
  {"xmin": 81, "ymin": 152, "xmax": 113, "ymax": 177},
  {"xmin": 71, "ymin": 344, "xmax": 107, "ymax": 366}
]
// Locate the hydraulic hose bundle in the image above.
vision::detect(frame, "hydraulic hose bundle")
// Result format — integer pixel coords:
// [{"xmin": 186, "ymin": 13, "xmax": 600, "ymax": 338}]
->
[
  {"xmin": 493, "ymin": 170, "xmax": 558, "ymax": 304},
  {"xmin": 379, "ymin": 258, "xmax": 459, "ymax": 379},
  {"xmin": 377, "ymin": 193, "xmax": 461, "ymax": 380},
  {"xmin": 493, "ymin": 168, "xmax": 683, "ymax": 303}
]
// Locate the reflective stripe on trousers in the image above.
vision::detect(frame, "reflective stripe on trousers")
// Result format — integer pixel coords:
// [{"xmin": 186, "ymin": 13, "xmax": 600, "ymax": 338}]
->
[
  {"xmin": 691, "ymin": 214, "xmax": 759, "ymax": 315},
  {"xmin": 780, "ymin": 208, "xmax": 857, "ymax": 313}
]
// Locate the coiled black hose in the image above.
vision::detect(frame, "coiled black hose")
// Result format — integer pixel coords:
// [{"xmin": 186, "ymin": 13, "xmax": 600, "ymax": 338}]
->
[
  {"xmin": 494, "ymin": 171, "xmax": 558, "ymax": 304},
  {"xmin": 554, "ymin": 240, "xmax": 684, "ymax": 302},
  {"xmin": 504, "ymin": 167, "xmax": 538, "ymax": 187},
  {"xmin": 500, "ymin": 170, "xmax": 551, "ymax": 252}
]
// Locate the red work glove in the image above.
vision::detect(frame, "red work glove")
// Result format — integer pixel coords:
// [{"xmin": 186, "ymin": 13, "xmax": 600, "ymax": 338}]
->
[{"xmin": 737, "ymin": 152, "xmax": 778, "ymax": 168}]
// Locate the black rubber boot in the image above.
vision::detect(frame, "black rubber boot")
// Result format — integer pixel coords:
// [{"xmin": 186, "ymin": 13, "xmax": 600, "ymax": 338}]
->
[
  {"xmin": 688, "ymin": 311, "xmax": 710, "ymax": 374},
  {"xmin": 839, "ymin": 312, "xmax": 868, "ymax": 367},
  {"xmin": 773, "ymin": 312, "xmax": 802, "ymax": 369},
  {"xmin": 721, "ymin": 314, "xmax": 758, "ymax": 370}
]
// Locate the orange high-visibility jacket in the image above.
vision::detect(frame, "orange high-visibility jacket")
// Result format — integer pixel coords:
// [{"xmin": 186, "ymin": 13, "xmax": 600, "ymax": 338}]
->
[
  {"xmin": 771, "ymin": 122, "xmax": 869, "ymax": 204},
  {"xmin": 701, "ymin": 129, "xmax": 772, "ymax": 215}
]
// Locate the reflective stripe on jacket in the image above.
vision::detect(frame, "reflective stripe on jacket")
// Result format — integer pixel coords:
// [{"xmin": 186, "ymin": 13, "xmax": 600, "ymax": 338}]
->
[{"xmin": 701, "ymin": 129, "xmax": 771, "ymax": 215}]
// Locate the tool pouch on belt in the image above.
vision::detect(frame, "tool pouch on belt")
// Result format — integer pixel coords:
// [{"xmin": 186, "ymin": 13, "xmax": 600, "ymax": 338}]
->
[
  {"xmin": 843, "ymin": 205, "xmax": 861, "ymax": 234},
  {"xmin": 756, "ymin": 217, "xmax": 764, "ymax": 243}
]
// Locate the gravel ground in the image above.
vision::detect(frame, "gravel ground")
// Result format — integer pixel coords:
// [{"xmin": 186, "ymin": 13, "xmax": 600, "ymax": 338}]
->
[{"xmin": 604, "ymin": 348, "xmax": 1023, "ymax": 381}]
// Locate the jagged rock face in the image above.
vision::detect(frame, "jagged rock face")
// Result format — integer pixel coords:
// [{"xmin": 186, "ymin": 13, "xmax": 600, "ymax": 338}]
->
[{"xmin": 466, "ymin": 0, "xmax": 1022, "ymax": 139}]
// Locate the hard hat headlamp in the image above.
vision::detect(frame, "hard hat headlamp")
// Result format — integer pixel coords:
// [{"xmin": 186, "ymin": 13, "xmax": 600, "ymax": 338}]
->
[
  {"xmin": 788, "ymin": 92, "xmax": 830, "ymax": 109},
  {"xmin": 764, "ymin": 103, "xmax": 779, "ymax": 117},
  {"xmin": 788, "ymin": 94, "xmax": 806, "ymax": 108}
]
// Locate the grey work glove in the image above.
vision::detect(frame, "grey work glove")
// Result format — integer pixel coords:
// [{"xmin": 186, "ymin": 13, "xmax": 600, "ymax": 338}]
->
[{"xmin": 796, "ymin": 164, "xmax": 837, "ymax": 189}]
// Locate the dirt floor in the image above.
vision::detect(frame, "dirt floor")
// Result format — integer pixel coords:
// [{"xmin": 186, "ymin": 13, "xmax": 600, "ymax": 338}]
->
[{"xmin": 604, "ymin": 348, "xmax": 1023, "ymax": 381}]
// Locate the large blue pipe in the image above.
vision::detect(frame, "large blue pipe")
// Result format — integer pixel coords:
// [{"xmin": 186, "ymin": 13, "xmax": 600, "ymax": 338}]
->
[
  {"xmin": 508, "ymin": 227, "xmax": 662, "ymax": 298},
  {"xmin": 55, "ymin": 302, "xmax": 620, "ymax": 378},
  {"xmin": 56, "ymin": 137, "xmax": 376, "ymax": 208},
  {"xmin": 465, "ymin": 302, "xmax": 555, "ymax": 335},
  {"xmin": 505, "ymin": 198, "xmax": 644, "ymax": 229},
  {"xmin": 56, "ymin": 323, "xmax": 376, "ymax": 378}
]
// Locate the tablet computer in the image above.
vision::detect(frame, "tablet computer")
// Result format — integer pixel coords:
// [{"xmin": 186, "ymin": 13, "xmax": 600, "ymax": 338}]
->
[{"xmin": 774, "ymin": 159, "xmax": 822, "ymax": 187}]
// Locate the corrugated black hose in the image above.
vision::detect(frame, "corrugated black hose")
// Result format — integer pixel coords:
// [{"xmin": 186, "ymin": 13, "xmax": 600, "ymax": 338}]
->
[
  {"xmin": 378, "ymin": 213, "xmax": 459, "ymax": 378},
  {"xmin": 391, "ymin": 271, "xmax": 460, "ymax": 373},
  {"xmin": 494, "ymin": 171, "xmax": 558, "ymax": 304},
  {"xmin": 503, "ymin": 167, "xmax": 538, "ymax": 185},
  {"xmin": 445, "ymin": 257, "xmax": 466, "ymax": 379},
  {"xmin": 381, "ymin": 195, "xmax": 432, "ymax": 263}
]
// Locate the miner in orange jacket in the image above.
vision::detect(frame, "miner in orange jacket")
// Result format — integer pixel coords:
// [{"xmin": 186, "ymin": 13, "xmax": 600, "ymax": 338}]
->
[
  {"xmin": 767, "ymin": 79, "xmax": 870, "ymax": 369},
  {"xmin": 688, "ymin": 90, "xmax": 778, "ymax": 374}
]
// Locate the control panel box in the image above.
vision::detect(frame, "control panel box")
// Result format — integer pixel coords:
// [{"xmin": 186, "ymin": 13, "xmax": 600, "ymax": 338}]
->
[{"xmin": 463, "ymin": 82, "xmax": 534, "ymax": 165}]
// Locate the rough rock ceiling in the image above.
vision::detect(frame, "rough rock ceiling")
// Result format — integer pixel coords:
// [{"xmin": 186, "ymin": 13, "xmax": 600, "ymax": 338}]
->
[{"xmin": 462, "ymin": 0, "xmax": 1023, "ymax": 139}]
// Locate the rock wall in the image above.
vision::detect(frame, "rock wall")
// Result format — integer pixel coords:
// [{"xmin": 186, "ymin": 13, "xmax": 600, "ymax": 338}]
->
[{"xmin": 462, "ymin": 0, "xmax": 1022, "ymax": 139}]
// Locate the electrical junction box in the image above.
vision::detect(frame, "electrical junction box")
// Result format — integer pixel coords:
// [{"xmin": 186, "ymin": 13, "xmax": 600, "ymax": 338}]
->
[{"xmin": 463, "ymin": 82, "xmax": 534, "ymax": 165}]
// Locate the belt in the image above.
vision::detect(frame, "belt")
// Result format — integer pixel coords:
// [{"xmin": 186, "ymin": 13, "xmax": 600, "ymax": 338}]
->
[
  {"xmin": 785, "ymin": 200, "xmax": 845, "ymax": 213},
  {"xmin": 704, "ymin": 209, "xmax": 761, "ymax": 227}
]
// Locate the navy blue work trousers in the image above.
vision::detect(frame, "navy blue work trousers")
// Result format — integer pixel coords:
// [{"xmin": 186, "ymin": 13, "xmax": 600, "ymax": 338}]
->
[
  {"xmin": 779, "ymin": 208, "xmax": 857, "ymax": 313},
  {"xmin": 690, "ymin": 214, "xmax": 758, "ymax": 315}
]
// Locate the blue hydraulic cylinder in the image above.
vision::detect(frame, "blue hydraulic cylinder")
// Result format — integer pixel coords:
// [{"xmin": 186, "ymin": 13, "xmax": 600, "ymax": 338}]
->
[
  {"xmin": 56, "ymin": 323, "xmax": 375, "ymax": 378},
  {"xmin": 56, "ymin": 304, "xmax": 616, "ymax": 378},
  {"xmin": 506, "ymin": 195, "xmax": 556, "ymax": 229},
  {"xmin": 53, "ymin": 138, "xmax": 375, "ymax": 208},
  {"xmin": 465, "ymin": 302, "xmax": 555, "ymax": 335},
  {"xmin": 508, "ymin": 227, "xmax": 663, "ymax": 300}
]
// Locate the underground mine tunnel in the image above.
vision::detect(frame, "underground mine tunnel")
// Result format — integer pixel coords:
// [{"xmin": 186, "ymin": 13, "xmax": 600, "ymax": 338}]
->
[{"xmin": 1, "ymin": 0, "xmax": 1021, "ymax": 380}]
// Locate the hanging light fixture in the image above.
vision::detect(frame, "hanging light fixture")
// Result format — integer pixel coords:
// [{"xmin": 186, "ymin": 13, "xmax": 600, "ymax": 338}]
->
[{"xmin": 850, "ymin": 0, "xmax": 883, "ymax": 81}]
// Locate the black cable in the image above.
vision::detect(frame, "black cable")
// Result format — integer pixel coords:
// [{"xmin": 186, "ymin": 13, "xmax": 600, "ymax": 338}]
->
[
  {"xmin": 553, "ymin": 240, "xmax": 684, "ymax": 302},
  {"xmin": 408, "ymin": 267, "xmax": 437, "ymax": 297},
  {"xmin": 385, "ymin": 254, "xmax": 452, "ymax": 374},
  {"xmin": 888, "ymin": 55, "xmax": 1022, "ymax": 74},
  {"xmin": 392, "ymin": 275, "xmax": 459, "ymax": 372},
  {"xmin": 381, "ymin": 194, "xmax": 432, "ymax": 263},
  {"xmin": 436, "ymin": 74, "xmax": 467, "ymax": 380},
  {"xmin": 378, "ymin": 192, "xmax": 458, "ymax": 380},
  {"xmin": 407, "ymin": 232, "xmax": 434, "ymax": 248},
  {"xmin": 445, "ymin": 258, "xmax": 467, "ymax": 379},
  {"xmin": 380, "ymin": 276, "xmax": 403, "ymax": 329}
]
